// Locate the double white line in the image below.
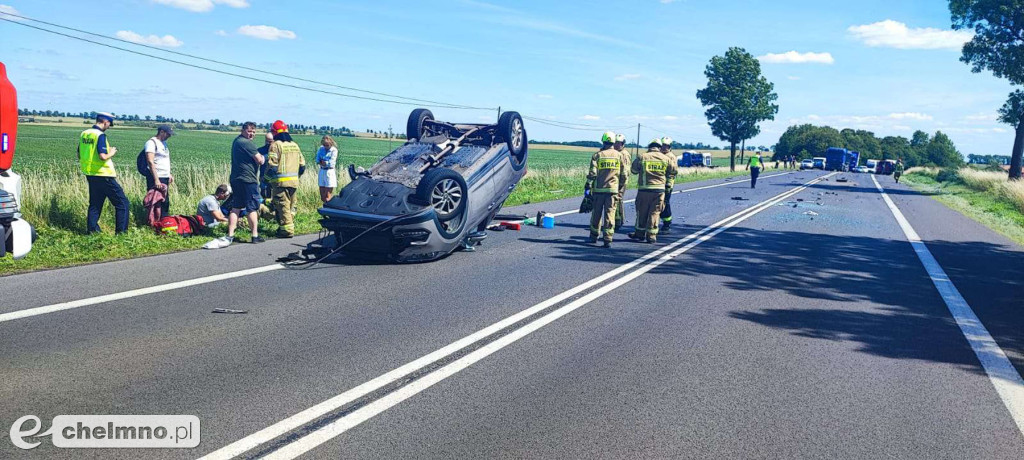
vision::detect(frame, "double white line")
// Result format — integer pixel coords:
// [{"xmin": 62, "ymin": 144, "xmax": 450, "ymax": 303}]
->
[{"xmin": 200, "ymin": 173, "xmax": 832, "ymax": 460}]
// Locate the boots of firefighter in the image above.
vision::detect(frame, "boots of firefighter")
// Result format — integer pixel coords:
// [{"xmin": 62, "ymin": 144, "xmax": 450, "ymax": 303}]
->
[
  {"xmin": 660, "ymin": 218, "xmax": 672, "ymax": 234},
  {"xmin": 628, "ymin": 230, "xmax": 645, "ymax": 241},
  {"xmin": 603, "ymin": 240, "xmax": 611, "ymax": 248},
  {"xmin": 646, "ymin": 229, "xmax": 658, "ymax": 244}
]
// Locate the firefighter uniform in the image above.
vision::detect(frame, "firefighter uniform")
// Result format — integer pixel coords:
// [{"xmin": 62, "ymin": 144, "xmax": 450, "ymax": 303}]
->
[
  {"xmin": 587, "ymin": 135, "xmax": 627, "ymax": 247},
  {"xmin": 894, "ymin": 160, "xmax": 905, "ymax": 183},
  {"xmin": 630, "ymin": 140, "xmax": 678, "ymax": 243},
  {"xmin": 267, "ymin": 131, "xmax": 306, "ymax": 238},
  {"xmin": 613, "ymin": 134, "xmax": 630, "ymax": 232},
  {"xmin": 658, "ymin": 137, "xmax": 676, "ymax": 233}
]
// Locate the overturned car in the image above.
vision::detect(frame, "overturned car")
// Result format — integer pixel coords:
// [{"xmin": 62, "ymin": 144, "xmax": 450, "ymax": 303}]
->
[{"xmin": 318, "ymin": 109, "xmax": 528, "ymax": 262}]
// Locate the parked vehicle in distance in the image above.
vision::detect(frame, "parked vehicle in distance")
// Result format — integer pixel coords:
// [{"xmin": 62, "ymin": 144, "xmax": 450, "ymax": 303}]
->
[
  {"xmin": 876, "ymin": 159, "xmax": 896, "ymax": 175},
  {"xmin": 847, "ymin": 151, "xmax": 861, "ymax": 171},
  {"xmin": 865, "ymin": 159, "xmax": 878, "ymax": 171},
  {"xmin": 854, "ymin": 165, "xmax": 872, "ymax": 173},
  {"xmin": 825, "ymin": 147, "xmax": 851, "ymax": 171},
  {"xmin": 812, "ymin": 157, "xmax": 826, "ymax": 169},
  {"xmin": 678, "ymin": 151, "xmax": 712, "ymax": 168},
  {"xmin": 800, "ymin": 159, "xmax": 814, "ymax": 170}
]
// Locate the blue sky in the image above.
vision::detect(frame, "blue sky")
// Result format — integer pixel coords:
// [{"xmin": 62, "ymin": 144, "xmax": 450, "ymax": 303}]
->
[{"xmin": 0, "ymin": 0, "xmax": 1017, "ymax": 155}]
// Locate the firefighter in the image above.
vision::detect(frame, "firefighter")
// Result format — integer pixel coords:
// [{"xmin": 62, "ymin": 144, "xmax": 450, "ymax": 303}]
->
[
  {"xmin": 894, "ymin": 158, "xmax": 905, "ymax": 183},
  {"xmin": 586, "ymin": 131, "xmax": 627, "ymax": 248},
  {"xmin": 658, "ymin": 136, "xmax": 677, "ymax": 234},
  {"xmin": 267, "ymin": 120, "xmax": 306, "ymax": 238},
  {"xmin": 612, "ymin": 133, "xmax": 630, "ymax": 232},
  {"xmin": 630, "ymin": 138, "xmax": 677, "ymax": 244}
]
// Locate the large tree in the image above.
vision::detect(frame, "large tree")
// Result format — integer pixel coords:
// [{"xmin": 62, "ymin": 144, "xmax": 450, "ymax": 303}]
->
[
  {"xmin": 999, "ymin": 90, "xmax": 1024, "ymax": 177},
  {"xmin": 696, "ymin": 47, "xmax": 779, "ymax": 171},
  {"xmin": 950, "ymin": 0, "xmax": 1024, "ymax": 179}
]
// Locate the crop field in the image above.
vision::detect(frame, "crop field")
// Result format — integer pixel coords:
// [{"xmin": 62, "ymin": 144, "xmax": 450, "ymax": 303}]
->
[{"xmin": 2, "ymin": 123, "xmax": 752, "ymax": 274}]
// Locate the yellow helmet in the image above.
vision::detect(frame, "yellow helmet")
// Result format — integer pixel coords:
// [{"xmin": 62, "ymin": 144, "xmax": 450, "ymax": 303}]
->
[
  {"xmin": 601, "ymin": 131, "xmax": 616, "ymax": 144},
  {"xmin": 661, "ymin": 136, "xmax": 673, "ymax": 147},
  {"xmin": 615, "ymin": 133, "xmax": 626, "ymax": 143}
]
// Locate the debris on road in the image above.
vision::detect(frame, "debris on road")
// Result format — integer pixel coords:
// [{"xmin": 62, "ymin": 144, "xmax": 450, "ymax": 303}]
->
[
  {"xmin": 486, "ymin": 224, "xmax": 506, "ymax": 231},
  {"xmin": 494, "ymin": 213, "xmax": 527, "ymax": 221},
  {"xmin": 500, "ymin": 222, "xmax": 522, "ymax": 231},
  {"xmin": 803, "ymin": 211, "xmax": 819, "ymax": 216},
  {"xmin": 212, "ymin": 308, "xmax": 248, "ymax": 314},
  {"xmin": 837, "ymin": 177, "xmax": 849, "ymax": 183},
  {"xmin": 731, "ymin": 197, "xmax": 748, "ymax": 201},
  {"xmin": 797, "ymin": 198, "xmax": 804, "ymax": 202}
]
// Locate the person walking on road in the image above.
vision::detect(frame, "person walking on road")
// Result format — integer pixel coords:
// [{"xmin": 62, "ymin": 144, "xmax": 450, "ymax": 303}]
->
[
  {"xmin": 746, "ymin": 152, "xmax": 763, "ymax": 189},
  {"xmin": 315, "ymin": 135, "xmax": 339, "ymax": 203},
  {"xmin": 586, "ymin": 132, "xmax": 627, "ymax": 248},
  {"xmin": 267, "ymin": 120, "xmax": 306, "ymax": 238},
  {"xmin": 79, "ymin": 112, "xmax": 129, "ymax": 234},
  {"xmin": 143, "ymin": 124, "xmax": 175, "ymax": 216},
  {"xmin": 218, "ymin": 122, "xmax": 265, "ymax": 247},
  {"xmin": 894, "ymin": 159, "xmax": 905, "ymax": 183},
  {"xmin": 612, "ymin": 133, "xmax": 630, "ymax": 232},
  {"xmin": 658, "ymin": 136, "xmax": 676, "ymax": 234},
  {"xmin": 629, "ymin": 138, "xmax": 677, "ymax": 244}
]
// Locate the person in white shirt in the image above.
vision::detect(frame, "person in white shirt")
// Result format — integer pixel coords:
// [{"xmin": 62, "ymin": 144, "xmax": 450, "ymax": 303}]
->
[
  {"xmin": 197, "ymin": 184, "xmax": 231, "ymax": 227},
  {"xmin": 314, "ymin": 135, "xmax": 339, "ymax": 202},
  {"xmin": 145, "ymin": 124, "xmax": 175, "ymax": 215}
]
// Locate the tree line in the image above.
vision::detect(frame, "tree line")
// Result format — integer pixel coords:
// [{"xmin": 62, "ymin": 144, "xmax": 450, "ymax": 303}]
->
[
  {"xmin": 773, "ymin": 124, "xmax": 963, "ymax": 167},
  {"xmin": 17, "ymin": 108, "xmax": 356, "ymax": 137}
]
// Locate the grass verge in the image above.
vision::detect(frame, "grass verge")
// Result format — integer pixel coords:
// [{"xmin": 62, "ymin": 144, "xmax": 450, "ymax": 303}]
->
[{"xmin": 902, "ymin": 169, "xmax": 1024, "ymax": 246}]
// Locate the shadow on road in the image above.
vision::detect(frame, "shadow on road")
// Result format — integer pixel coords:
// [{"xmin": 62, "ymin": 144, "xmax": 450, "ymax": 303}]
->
[{"xmin": 527, "ymin": 215, "xmax": 1024, "ymax": 376}]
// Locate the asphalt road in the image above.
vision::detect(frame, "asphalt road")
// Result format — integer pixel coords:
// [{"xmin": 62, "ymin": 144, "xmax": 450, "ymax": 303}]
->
[{"xmin": 2, "ymin": 169, "xmax": 1024, "ymax": 459}]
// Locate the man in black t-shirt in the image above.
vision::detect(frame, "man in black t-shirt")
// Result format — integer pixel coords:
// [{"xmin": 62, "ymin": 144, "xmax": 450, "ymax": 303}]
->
[{"xmin": 225, "ymin": 122, "xmax": 266, "ymax": 244}]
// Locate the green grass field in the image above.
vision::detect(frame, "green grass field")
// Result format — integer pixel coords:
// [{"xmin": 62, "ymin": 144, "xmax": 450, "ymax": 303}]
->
[{"xmin": 2, "ymin": 123, "xmax": 750, "ymax": 275}]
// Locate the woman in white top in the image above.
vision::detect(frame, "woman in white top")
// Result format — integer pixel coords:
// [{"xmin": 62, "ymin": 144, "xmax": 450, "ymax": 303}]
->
[{"xmin": 314, "ymin": 135, "xmax": 339, "ymax": 202}]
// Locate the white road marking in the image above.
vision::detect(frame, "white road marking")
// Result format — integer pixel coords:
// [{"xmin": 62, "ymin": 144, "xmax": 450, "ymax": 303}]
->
[
  {"xmin": 202, "ymin": 173, "xmax": 830, "ymax": 460},
  {"xmin": 1, "ymin": 172, "xmax": 796, "ymax": 325},
  {"xmin": 0, "ymin": 265, "xmax": 284, "ymax": 324},
  {"xmin": 873, "ymin": 175, "xmax": 1024, "ymax": 436}
]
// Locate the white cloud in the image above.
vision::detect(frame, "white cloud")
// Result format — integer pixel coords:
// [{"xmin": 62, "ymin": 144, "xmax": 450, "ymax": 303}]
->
[
  {"xmin": 580, "ymin": 115, "xmax": 601, "ymax": 121},
  {"xmin": 0, "ymin": 4, "xmax": 24, "ymax": 20},
  {"xmin": 848, "ymin": 20, "xmax": 973, "ymax": 50},
  {"xmin": 215, "ymin": 30, "xmax": 228, "ymax": 37},
  {"xmin": 536, "ymin": 94, "xmax": 554, "ymax": 99},
  {"xmin": 21, "ymin": 64, "xmax": 78, "ymax": 81},
  {"xmin": 964, "ymin": 112, "xmax": 997, "ymax": 122},
  {"xmin": 237, "ymin": 25, "xmax": 297, "ymax": 41},
  {"xmin": 614, "ymin": 73, "xmax": 642, "ymax": 81},
  {"xmin": 888, "ymin": 112, "xmax": 932, "ymax": 121},
  {"xmin": 116, "ymin": 30, "xmax": 184, "ymax": 48},
  {"xmin": 757, "ymin": 51, "xmax": 834, "ymax": 64},
  {"xmin": 893, "ymin": 125, "xmax": 912, "ymax": 131},
  {"xmin": 151, "ymin": 0, "xmax": 249, "ymax": 13}
]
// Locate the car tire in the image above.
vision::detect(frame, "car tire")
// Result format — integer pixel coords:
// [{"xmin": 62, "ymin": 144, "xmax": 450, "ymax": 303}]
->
[
  {"xmin": 407, "ymin": 108, "xmax": 434, "ymax": 140},
  {"xmin": 498, "ymin": 111, "xmax": 527, "ymax": 164},
  {"xmin": 415, "ymin": 168, "xmax": 467, "ymax": 221}
]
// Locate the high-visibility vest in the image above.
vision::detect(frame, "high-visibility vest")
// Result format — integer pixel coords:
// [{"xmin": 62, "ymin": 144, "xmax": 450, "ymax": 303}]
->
[
  {"xmin": 78, "ymin": 128, "xmax": 116, "ymax": 177},
  {"xmin": 749, "ymin": 156, "xmax": 762, "ymax": 168},
  {"xmin": 269, "ymin": 141, "xmax": 303, "ymax": 185}
]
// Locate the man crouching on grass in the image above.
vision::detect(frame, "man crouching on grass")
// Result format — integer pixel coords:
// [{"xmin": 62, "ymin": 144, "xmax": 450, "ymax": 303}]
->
[{"xmin": 206, "ymin": 122, "xmax": 265, "ymax": 249}]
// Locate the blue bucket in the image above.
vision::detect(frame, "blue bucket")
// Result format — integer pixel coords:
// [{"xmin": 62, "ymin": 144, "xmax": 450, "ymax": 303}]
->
[{"xmin": 541, "ymin": 215, "xmax": 555, "ymax": 229}]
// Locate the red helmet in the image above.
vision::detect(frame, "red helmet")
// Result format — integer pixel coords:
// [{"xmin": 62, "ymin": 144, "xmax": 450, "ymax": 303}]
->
[{"xmin": 272, "ymin": 120, "xmax": 288, "ymax": 134}]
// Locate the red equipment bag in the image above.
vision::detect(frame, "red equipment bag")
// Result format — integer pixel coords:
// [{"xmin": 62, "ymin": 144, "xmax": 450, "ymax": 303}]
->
[
  {"xmin": 154, "ymin": 215, "xmax": 206, "ymax": 237},
  {"xmin": 0, "ymin": 62, "xmax": 17, "ymax": 171}
]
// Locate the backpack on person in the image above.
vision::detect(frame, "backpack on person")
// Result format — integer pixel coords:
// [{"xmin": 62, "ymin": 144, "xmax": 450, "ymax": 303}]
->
[
  {"xmin": 154, "ymin": 215, "xmax": 206, "ymax": 237},
  {"xmin": 137, "ymin": 146, "xmax": 151, "ymax": 178}
]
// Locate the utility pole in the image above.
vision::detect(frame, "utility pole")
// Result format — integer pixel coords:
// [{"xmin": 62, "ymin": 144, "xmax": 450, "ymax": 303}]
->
[
  {"xmin": 388, "ymin": 124, "xmax": 393, "ymax": 152},
  {"xmin": 497, "ymin": 106, "xmax": 501, "ymax": 121},
  {"xmin": 636, "ymin": 123, "xmax": 641, "ymax": 156}
]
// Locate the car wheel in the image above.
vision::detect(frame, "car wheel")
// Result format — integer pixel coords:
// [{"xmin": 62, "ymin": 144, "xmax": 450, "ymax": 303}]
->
[
  {"xmin": 407, "ymin": 108, "xmax": 434, "ymax": 141},
  {"xmin": 415, "ymin": 168, "xmax": 468, "ymax": 221},
  {"xmin": 498, "ymin": 111, "xmax": 527, "ymax": 162}
]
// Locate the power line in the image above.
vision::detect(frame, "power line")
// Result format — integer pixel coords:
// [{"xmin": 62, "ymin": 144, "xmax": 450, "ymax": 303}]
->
[
  {"xmin": 521, "ymin": 115, "xmax": 633, "ymax": 132},
  {"xmin": 0, "ymin": 15, "xmax": 493, "ymax": 110}
]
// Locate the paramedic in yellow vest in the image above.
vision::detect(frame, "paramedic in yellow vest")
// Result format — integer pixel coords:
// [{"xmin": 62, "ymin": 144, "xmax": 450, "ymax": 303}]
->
[
  {"xmin": 630, "ymin": 138, "xmax": 678, "ymax": 244},
  {"xmin": 746, "ymin": 152, "xmax": 763, "ymax": 189},
  {"xmin": 267, "ymin": 120, "xmax": 306, "ymax": 238},
  {"xmin": 79, "ymin": 112, "xmax": 129, "ymax": 234},
  {"xmin": 658, "ymin": 136, "xmax": 677, "ymax": 234},
  {"xmin": 586, "ymin": 132, "xmax": 627, "ymax": 248},
  {"xmin": 612, "ymin": 133, "xmax": 630, "ymax": 232}
]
